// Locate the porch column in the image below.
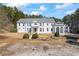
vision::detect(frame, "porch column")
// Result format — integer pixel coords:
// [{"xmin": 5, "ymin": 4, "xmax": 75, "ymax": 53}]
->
[
  {"xmin": 55, "ymin": 26, "xmax": 56, "ymax": 33},
  {"xmin": 68, "ymin": 27, "xmax": 70, "ymax": 32},
  {"xmin": 31, "ymin": 27, "xmax": 33, "ymax": 34},
  {"xmin": 59, "ymin": 26, "xmax": 61, "ymax": 35},
  {"xmin": 63, "ymin": 26, "xmax": 65, "ymax": 35}
]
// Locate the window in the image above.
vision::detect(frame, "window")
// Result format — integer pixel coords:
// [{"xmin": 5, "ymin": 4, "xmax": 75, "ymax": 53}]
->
[
  {"xmin": 29, "ymin": 23, "xmax": 31, "ymax": 26},
  {"xmin": 65, "ymin": 30, "xmax": 68, "ymax": 32},
  {"xmin": 43, "ymin": 28, "xmax": 44, "ymax": 32},
  {"xmin": 27, "ymin": 23, "xmax": 28, "ymax": 26},
  {"xmin": 40, "ymin": 23, "xmax": 42, "ymax": 26},
  {"xmin": 56, "ymin": 27, "xmax": 59, "ymax": 33},
  {"xmin": 43, "ymin": 23, "xmax": 44, "ymax": 26},
  {"xmin": 60, "ymin": 27, "xmax": 63, "ymax": 33},
  {"xmin": 27, "ymin": 23, "xmax": 30, "ymax": 26},
  {"xmin": 19, "ymin": 23, "xmax": 20, "ymax": 26},
  {"xmin": 47, "ymin": 23, "xmax": 49, "ymax": 26},
  {"xmin": 51, "ymin": 23, "xmax": 52, "ymax": 26},
  {"xmin": 27, "ymin": 28, "xmax": 28, "ymax": 31},
  {"xmin": 29, "ymin": 28, "xmax": 31, "ymax": 32},
  {"xmin": 34, "ymin": 23, "xmax": 37, "ymax": 25},
  {"xmin": 40, "ymin": 28, "xmax": 44, "ymax": 32},
  {"xmin": 51, "ymin": 23, "xmax": 54, "ymax": 26},
  {"xmin": 51, "ymin": 28, "xmax": 53, "ymax": 31},
  {"xmin": 47, "ymin": 28, "xmax": 49, "ymax": 31},
  {"xmin": 40, "ymin": 23, "xmax": 44, "ymax": 26},
  {"xmin": 23, "ymin": 23, "xmax": 24, "ymax": 26},
  {"xmin": 40, "ymin": 28, "xmax": 42, "ymax": 32}
]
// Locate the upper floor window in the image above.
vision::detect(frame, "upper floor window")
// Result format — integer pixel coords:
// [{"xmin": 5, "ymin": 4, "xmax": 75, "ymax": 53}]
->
[
  {"xmin": 23, "ymin": 28, "xmax": 24, "ymax": 29},
  {"xmin": 40, "ymin": 23, "xmax": 44, "ymax": 26},
  {"xmin": 40, "ymin": 23, "xmax": 42, "ymax": 26},
  {"xmin": 27, "ymin": 23, "xmax": 30, "ymax": 26},
  {"xmin": 23, "ymin": 23, "xmax": 25, "ymax": 26},
  {"xmin": 47, "ymin": 23, "xmax": 49, "ymax": 26},
  {"xmin": 51, "ymin": 23, "xmax": 54, "ymax": 26},
  {"xmin": 34, "ymin": 23, "xmax": 37, "ymax": 25},
  {"xmin": 29, "ymin": 23, "xmax": 31, "ymax": 26},
  {"xmin": 66, "ymin": 27, "xmax": 68, "ymax": 29},
  {"xmin": 29, "ymin": 28, "xmax": 31, "ymax": 32},
  {"xmin": 27, "ymin": 28, "xmax": 28, "ymax": 31}
]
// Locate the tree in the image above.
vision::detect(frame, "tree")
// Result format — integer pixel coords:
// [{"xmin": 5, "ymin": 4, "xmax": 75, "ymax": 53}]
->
[
  {"xmin": 50, "ymin": 17, "xmax": 62, "ymax": 22},
  {"xmin": 63, "ymin": 8, "xmax": 79, "ymax": 33}
]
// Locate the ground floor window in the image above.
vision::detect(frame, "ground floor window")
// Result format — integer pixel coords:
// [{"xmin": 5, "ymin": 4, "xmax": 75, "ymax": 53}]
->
[
  {"xmin": 40, "ymin": 28, "xmax": 44, "ymax": 32},
  {"xmin": 47, "ymin": 28, "xmax": 49, "ymax": 32},
  {"xmin": 43, "ymin": 28, "xmax": 44, "ymax": 32},
  {"xmin": 29, "ymin": 28, "xmax": 31, "ymax": 32},
  {"xmin": 40, "ymin": 28, "xmax": 42, "ymax": 32},
  {"xmin": 60, "ymin": 27, "xmax": 63, "ymax": 33},
  {"xmin": 27, "ymin": 28, "xmax": 28, "ymax": 31}
]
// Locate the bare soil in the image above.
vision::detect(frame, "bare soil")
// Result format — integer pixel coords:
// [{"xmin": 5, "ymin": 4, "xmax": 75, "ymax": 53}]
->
[{"xmin": 0, "ymin": 33, "xmax": 79, "ymax": 56}]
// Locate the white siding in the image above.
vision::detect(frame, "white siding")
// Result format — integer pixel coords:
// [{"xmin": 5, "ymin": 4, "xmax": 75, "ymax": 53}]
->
[
  {"xmin": 37, "ymin": 23, "xmax": 52, "ymax": 34},
  {"xmin": 17, "ymin": 23, "xmax": 25, "ymax": 32},
  {"xmin": 17, "ymin": 21, "xmax": 69, "ymax": 35}
]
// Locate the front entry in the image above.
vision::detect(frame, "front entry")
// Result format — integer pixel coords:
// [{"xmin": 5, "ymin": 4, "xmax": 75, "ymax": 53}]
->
[
  {"xmin": 31, "ymin": 28, "xmax": 38, "ymax": 34},
  {"xmin": 56, "ymin": 27, "xmax": 59, "ymax": 34},
  {"xmin": 34, "ymin": 28, "xmax": 37, "ymax": 32}
]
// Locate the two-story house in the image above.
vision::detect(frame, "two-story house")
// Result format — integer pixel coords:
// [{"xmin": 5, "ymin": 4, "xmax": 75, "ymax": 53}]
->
[{"xmin": 17, "ymin": 18, "xmax": 69, "ymax": 35}]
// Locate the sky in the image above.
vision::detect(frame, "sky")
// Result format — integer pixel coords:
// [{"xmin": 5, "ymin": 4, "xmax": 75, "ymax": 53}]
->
[{"xmin": 3, "ymin": 3, "xmax": 79, "ymax": 19}]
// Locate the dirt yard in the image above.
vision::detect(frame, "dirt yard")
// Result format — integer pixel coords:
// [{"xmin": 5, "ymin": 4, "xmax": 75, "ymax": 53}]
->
[{"xmin": 0, "ymin": 33, "xmax": 79, "ymax": 56}]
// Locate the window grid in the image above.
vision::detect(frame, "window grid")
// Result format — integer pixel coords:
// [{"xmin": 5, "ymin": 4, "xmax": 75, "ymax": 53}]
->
[{"xmin": 47, "ymin": 28, "xmax": 49, "ymax": 31}]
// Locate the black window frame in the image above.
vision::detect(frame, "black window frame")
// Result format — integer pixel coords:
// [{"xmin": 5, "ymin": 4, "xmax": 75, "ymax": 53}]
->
[
  {"xmin": 47, "ymin": 28, "xmax": 49, "ymax": 31},
  {"xmin": 40, "ymin": 28, "xmax": 42, "ymax": 32}
]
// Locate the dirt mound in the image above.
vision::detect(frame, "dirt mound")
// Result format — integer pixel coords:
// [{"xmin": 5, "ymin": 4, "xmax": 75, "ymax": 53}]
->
[{"xmin": 0, "ymin": 9, "xmax": 14, "ymax": 32}]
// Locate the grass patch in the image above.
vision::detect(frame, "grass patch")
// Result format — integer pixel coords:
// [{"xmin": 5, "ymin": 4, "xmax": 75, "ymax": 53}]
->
[
  {"xmin": 39, "ymin": 34, "xmax": 52, "ymax": 38},
  {"xmin": 31, "ymin": 40, "xmax": 44, "ymax": 44}
]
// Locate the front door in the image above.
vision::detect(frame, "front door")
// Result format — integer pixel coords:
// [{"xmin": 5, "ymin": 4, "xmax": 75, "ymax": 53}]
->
[
  {"xmin": 33, "ymin": 28, "xmax": 37, "ymax": 33},
  {"xmin": 56, "ymin": 27, "xmax": 59, "ymax": 33}
]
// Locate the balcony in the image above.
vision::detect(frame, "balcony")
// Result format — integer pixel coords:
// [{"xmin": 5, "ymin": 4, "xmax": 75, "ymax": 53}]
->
[{"xmin": 31, "ymin": 23, "xmax": 39, "ymax": 28}]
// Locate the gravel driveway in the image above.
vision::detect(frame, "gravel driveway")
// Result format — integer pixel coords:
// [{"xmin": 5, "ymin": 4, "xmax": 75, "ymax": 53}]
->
[{"xmin": 0, "ymin": 40, "xmax": 79, "ymax": 56}]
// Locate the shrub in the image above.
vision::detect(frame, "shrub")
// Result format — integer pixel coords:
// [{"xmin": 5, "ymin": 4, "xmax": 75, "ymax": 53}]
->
[
  {"xmin": 54, "ymin": 32, "xmax": 59, "ymax": 37},
  {"xmin": 50, "ymin": 35, "xmax": 53, "ymax": 39},
  {"xmin": 23, "ymin": 33, "xmax": 29, "ymax": 39},
  {"xmin": 32, "ymin": 33, "xmax": 38, "ymax": 39}
]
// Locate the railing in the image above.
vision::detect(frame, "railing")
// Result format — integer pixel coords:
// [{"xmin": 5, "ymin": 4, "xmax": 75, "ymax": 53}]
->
[{"xmin": 31, "ymin": 23, "xmax": 39, "ymax": 27}]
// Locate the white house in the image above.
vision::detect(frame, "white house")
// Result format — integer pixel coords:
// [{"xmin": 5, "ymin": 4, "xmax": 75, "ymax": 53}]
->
[{"xmin": 17, "ymin": 18, "xmax": 69, "ymax": 35}]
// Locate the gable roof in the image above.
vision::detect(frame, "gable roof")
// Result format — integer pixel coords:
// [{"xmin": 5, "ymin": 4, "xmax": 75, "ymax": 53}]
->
[{"xmin": 17, "ymin": 18, "xmax": 55, "ymax": 23}]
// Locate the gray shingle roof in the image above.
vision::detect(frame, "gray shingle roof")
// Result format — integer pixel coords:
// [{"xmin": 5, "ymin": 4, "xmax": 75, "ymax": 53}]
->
[{"xmin": 17, "ymin": 18, "xmax": 55, "ymax": 23}]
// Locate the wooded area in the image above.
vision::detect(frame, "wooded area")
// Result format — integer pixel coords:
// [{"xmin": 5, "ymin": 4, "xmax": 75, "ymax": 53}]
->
[
  {"xmin": 0, "ymin": 3, "xmax": 79, "ymax": 33},
  {"xmin": 63, "ymin": 8, "xmax": 79, "ymax": 33}
]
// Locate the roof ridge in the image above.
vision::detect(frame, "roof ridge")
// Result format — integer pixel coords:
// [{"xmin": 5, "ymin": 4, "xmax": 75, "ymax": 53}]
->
[{"xmin": 17, "ymin": 18, "xmax": 55, "ymax": 23}]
